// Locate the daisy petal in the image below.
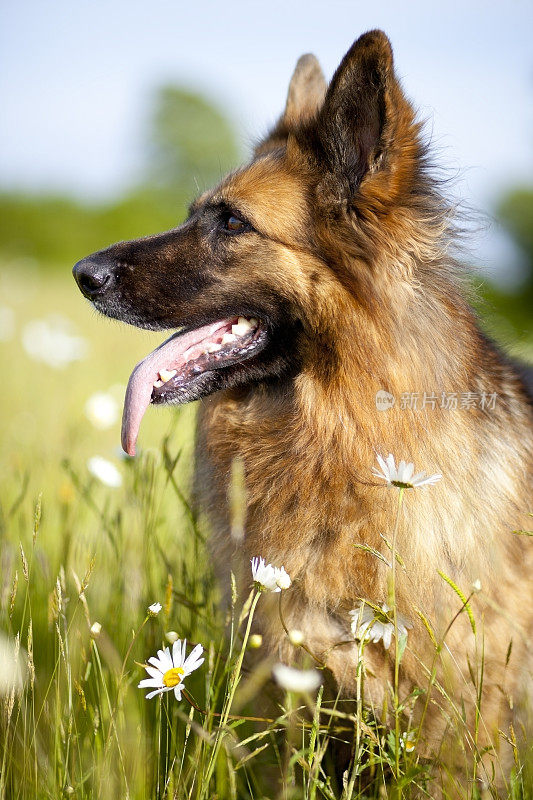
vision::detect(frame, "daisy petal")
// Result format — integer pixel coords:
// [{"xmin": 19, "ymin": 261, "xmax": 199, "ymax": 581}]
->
[
  {"xmin": 144, "ymin": 666, "xmax": 164, "ymax": 681},
  {"xmin": 172, "ymin": 639, "xmax": 181, "ymax": 668},
  {"xmin": 157, "ymin": 648, "xmax": 173, "ymax": 673},
  {"xmin": 376, "ymin": 453, "xmax": 388, "ymax": 474},
  {"xmin": 373, "ymin": 454, "xmax": 389, "ymax": 481},
  {"xmin": 146, "ymin": 688, "xmax": 165, "ymax": 699},
  {"xmin": 184, "ymin": 643, "xmax": 204, "ymax": 666},
  {"xmin": 370, "ymin": 626, "xmax": 383, "ymax": 644},
  {"xmin": 403, "ymin": 461, "xmax": 415, "ymax": 482},
  {"xmin": 416, "ymin": 473, "xmax": 442, "ymax": 487},
  {"xmin": 138, "ymin": 678, "xmax": 162, "ymax": 688}
]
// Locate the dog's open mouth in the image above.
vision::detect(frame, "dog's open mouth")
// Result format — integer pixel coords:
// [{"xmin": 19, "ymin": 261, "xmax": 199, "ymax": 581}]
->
[{"xmin": 121, "ymin": 316, "xmax": 265, "ymax": 455}]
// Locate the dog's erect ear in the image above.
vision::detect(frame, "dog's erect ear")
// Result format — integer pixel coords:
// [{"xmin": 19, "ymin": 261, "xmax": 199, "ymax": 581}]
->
[
  {"xmin": 297, "ymin": 30, "xmax": 408, "ymax": 201},
  {"xmin": 284, "ymin": 54, "xmax": 327, "ymax": 126},
  {"xmin": 254, "ymin": 54, "xmax": 326, "ymax": 156}
]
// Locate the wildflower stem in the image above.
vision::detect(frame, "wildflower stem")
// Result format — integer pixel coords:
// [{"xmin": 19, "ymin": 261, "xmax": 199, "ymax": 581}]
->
[{"xmin": 391, "ymin": 486, "xmax": 404, "ymax": 789}]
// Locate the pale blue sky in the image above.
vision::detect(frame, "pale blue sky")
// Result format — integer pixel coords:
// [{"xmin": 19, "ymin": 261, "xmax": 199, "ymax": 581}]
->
[{"xmin": 1, "ymin": 0, "xmax": 532, "ymax": 280}]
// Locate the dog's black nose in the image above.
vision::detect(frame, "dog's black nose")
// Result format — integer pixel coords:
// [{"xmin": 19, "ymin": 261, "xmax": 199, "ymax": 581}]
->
[{"xmin": 73, "ymin": 257, "xmax": 115, "ymax": 299}]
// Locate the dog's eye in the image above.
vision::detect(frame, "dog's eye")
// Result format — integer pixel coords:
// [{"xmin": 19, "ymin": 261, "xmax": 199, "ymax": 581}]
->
[{"xmin": 223, "ymin": 213, "xmax": 248, "ymax": 233}]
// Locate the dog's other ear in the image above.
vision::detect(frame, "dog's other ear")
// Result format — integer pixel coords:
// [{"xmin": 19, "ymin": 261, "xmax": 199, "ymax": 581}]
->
[
  {"xmin": 296, "ymin": 30, "xmax": 412, "ymax": 202},
  {"xmin": 284, "ymin": 54, "xmax": 327, "ymax": 126},
  {"xmin": 254, "ymin": 54, "xmax": 326, "ymax": 156}
]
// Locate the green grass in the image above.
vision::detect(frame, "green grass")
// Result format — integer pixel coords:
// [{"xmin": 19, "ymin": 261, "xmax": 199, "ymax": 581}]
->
[{"xmin": 0, "ymin": 264, "xmax": 532, "ymax": 799}]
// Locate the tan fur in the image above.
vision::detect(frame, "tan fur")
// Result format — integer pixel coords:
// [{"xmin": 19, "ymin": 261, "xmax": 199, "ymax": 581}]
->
[{"xmin": 194, "ymin": 32, "xmax": 533, "ymax": 792}]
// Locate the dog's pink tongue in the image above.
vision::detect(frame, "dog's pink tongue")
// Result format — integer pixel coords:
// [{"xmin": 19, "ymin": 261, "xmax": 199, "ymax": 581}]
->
[{"xmin": 121, "ymin": 321, "xmax": 228, "ymax": 456}]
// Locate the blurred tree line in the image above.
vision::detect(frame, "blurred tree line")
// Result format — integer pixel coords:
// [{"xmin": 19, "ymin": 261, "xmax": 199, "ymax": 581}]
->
[
  {"xmin": 0, "ymin": 83, "xmax": 530, "ymax": 348},
  {"xmin": 0, "ymin": 86, "xmax": 240, "ymax": 268},
  {"xmin": 474, "ymin": 188, "xmax": 533, "ymax": 343}
]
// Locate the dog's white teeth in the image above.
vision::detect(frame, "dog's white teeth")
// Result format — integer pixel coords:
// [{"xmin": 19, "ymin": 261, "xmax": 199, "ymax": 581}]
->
[
  {"xmin": 249, "ymin": 318, "xmax": 258, "ymax": 327},
  {"xmin": 207, "ymin": 342, "xmax": 222, "ymax": 353},
  {"xmin": 183, "ymin": 348, "xmax": 193, "ymax": 362},
  {"xmin": 159, "ymin": 368, "xmax": 177, "ymax": 383},
  {"xmin": 153, "ymin": 380, "xmax": 164, "ymax": 388},
  {"xmin": 221, "ymin": 333, "xmax": 237, "ymax": 345},
  {"xmin": 232, "ymin": 317, "xmax": 254, "ymax": 337}
]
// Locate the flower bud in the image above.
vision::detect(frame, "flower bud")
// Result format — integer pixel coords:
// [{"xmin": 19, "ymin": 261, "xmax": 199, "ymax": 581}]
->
[{"xmin": 288, "ymin": 629, "xmax": 304, "ymax": 646}]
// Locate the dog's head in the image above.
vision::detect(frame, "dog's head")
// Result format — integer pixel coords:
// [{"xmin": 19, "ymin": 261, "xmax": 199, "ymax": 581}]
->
[{"xmin": 74, "ymin": 31, "xmax": 434, "ymax": 455}]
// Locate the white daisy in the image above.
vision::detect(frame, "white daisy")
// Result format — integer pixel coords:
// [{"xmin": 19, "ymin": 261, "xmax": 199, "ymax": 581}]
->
[
  {"xmin": 138, "ymin": 639, "xmax": 204, "ymax": 701},
  {"xmin": 148, "ymin": 602, "xmax": 162, "ymax": 616},
  {"xmin": 272, "ymin": 663, "xmax": 322, "ymax": 693},
  {"xmin": 87, "ymin": 456, "xmax": 122, "ymax": 488},
  {"xmin": 251, "ymin": 557, "xmax": 291, "ymax": 592},
  {"xmin": 349, "ymin": 602, "xmax": 412, "ymax": 650},
  {"xmin": 400, "ymin": 731, "xmax": 416, "ymax": 752},
  {"xmin": 372, "ymin": 453, "xmax": 442, "ymax": 489}
]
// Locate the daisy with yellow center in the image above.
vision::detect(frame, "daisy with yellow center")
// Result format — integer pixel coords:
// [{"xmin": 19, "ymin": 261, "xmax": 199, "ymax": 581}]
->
[
  {"xmin": 372, "ymin": 453, "xmax": 441, "ymax": 490},
  {"xmin": 138, "ymin": 639, "xmax": 204, "ymax": 701}
]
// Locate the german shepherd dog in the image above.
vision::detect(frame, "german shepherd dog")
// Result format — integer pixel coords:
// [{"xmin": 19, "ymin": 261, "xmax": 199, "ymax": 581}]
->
[{"xmin": 74, "ymin": 31, "xmax": 532, "ymax": 791}]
